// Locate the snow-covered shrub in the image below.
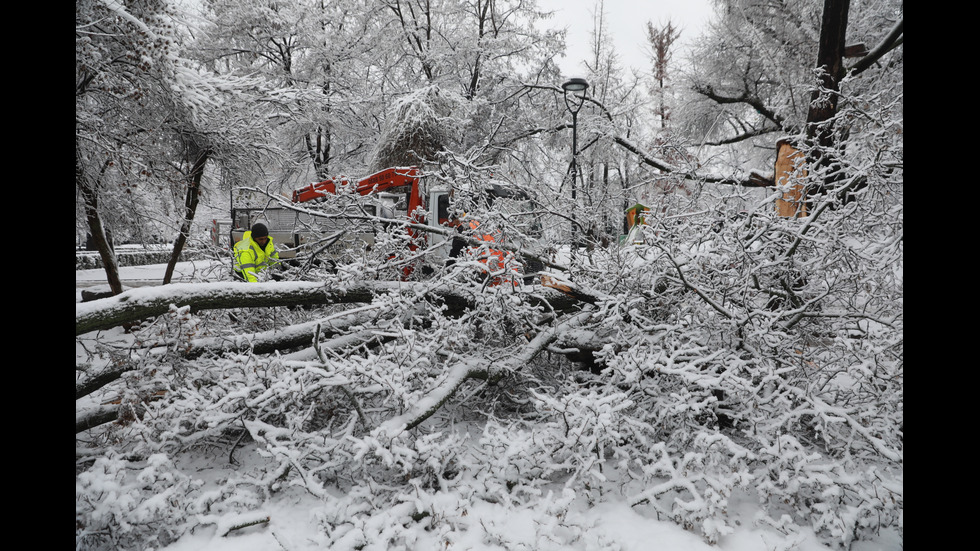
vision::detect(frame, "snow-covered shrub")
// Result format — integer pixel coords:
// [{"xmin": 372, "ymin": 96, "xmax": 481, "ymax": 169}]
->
[
  {"xmin": 752, "ymin": 436, "xmax": 903, "ymax": 547},
  {"xmin": 76, "ymin": 452, "xmax": 195, "ymax": 551},
  {"xmin": 528, "ymin": 390, "xmax": 637, "ymax": 493}
]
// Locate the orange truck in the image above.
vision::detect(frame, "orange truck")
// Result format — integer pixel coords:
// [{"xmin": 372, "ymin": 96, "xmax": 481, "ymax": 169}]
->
[{"xmin": 213, "ymin": 166, "xmax": 537, "ymax": 282}]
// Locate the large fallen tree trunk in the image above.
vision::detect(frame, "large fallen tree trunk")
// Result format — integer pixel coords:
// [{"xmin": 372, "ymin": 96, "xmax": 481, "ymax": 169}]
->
[
  {"xmin": 75, "ymin": 282, "xmax": 372, "ymax": 336},
  {"xmin": 77, "ymin": 282, "xmax": 429, "ymax": 336},
  {"xmin": 76, "ymin": 280, "xmax": 594, "ymax": 336}
]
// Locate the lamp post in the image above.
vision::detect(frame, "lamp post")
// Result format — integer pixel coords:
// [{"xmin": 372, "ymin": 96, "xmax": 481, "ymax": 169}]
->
[{"xmin": 562, "ymin": 77, "xmax": 588, "ymax": 249}]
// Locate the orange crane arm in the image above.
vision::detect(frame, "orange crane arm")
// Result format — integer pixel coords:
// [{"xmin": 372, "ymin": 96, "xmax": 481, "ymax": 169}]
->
[{"xmin": 292, "ymin": 167, "xmax": 422, "ymax": 203}]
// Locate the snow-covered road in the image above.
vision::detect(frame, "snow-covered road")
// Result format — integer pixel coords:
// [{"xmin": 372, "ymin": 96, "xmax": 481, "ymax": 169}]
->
[{"xmin": 75, "ymin": 260, "xmax": 226, "ymax": 296}]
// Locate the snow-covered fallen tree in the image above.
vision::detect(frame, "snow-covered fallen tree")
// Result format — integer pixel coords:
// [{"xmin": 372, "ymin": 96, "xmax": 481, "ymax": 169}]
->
[
  {"xmin": 77, "ymin": 144, "xmax": 902, "ymax": 549},
  {"xmin": 76, "ymin": 0, "xmax": 902, "ymax": 547}
]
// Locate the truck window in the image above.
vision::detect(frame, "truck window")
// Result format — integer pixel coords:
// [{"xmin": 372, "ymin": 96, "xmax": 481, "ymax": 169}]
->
[{"xmin": 437, "ymin": 194, "xmax": 450, "ymax": 225}]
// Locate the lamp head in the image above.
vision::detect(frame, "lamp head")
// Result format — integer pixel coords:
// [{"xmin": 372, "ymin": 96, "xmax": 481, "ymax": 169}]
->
[{"xmin": 561, "ymin": 78, "xmax": 589, "ymax": 93}]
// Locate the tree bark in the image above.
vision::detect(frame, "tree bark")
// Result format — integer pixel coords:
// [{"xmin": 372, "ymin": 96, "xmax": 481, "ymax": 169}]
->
[
  {"xmin": 803, "ymin": 0, "xmax": 851, "ymax": 200},
  {"xmin": 76, "ymin": 281, "xmax": 376, "ymax": 336},
  {"xmin": 75, "ymin": 280, "xmax": 590, "ymax": 336},
  {"xmin": 76, "ymin": 364, "xmax": 134, "ymax": 400},
  {"xmin": 182, "ymin": 309, "xmax": 382, "ymax": 360},
  {"xmin": 806, "ymin": 0, "xmax": 850, "ymax": 139},
  {"xmin": 164, "ymin": 143, "xmax": 211, "ymax": 284},
  {"xmin": 77, "ymin": 139, "xmax": 124, "ymax": 295},
  {"xmin": 76, "ymin": 405, "xmax": 119, "ymax": 434}
]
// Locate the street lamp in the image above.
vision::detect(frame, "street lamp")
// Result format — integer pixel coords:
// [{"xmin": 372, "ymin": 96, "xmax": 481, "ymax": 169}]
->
[{"xmin": 562, "ymin": 77, "xmax": 588, "ymax": 248}]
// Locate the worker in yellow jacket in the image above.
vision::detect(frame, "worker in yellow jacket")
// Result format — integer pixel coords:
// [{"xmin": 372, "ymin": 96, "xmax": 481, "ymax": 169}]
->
[{"xmin": 233, "ymin": 223, "xmax": 280, "ymax": 282}]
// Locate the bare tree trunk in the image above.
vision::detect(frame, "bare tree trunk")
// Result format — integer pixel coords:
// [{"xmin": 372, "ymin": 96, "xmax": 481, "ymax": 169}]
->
[
  {"xmin": 807, "ymin": 0, "xmax": 850, "ymax": 137},
  {"xmin": 804, "ymin": 0, "xmax": 851, "ymax": 199},
  {"xmin": 164, "ymin": 143, "xmax": 211, "ymax": 284},
  {"xmin": 305, "ymin": 125, "xmax": 331, "ymax": 180},
  {"xmin": 77, "ymin": 139, "xmax": 123, "ymax": 295},
  {"xmin": 305, "ymin": 61, "xmax": 332, "ymax": 179}
]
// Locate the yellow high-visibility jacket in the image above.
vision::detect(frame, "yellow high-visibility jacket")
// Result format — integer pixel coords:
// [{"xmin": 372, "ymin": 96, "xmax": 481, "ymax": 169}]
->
[{"xmin": 233, "ymin": 231, "xmax": 279, "ymax": 282}]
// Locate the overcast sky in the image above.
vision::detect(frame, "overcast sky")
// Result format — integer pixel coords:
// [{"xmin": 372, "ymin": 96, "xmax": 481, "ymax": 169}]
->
[{"xmin": 537, "ymin": 0, "xmax": 715, "ymax": 78}]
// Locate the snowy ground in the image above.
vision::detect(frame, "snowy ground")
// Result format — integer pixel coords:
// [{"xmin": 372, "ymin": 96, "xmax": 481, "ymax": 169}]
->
[
  {"xmin": 76, "ymin": 258, "xmax": 226, "ymax": 300},
  {"xmin": 76, "ymin": 262, "xmax": 902, "ymax": 551},
  {"xmin": 156, "ymin": 483, "xmax": 848, "ymax": 551},
  {"xmin": 145, "ymin": 450, "xmax": 900, "ymax": 551}
]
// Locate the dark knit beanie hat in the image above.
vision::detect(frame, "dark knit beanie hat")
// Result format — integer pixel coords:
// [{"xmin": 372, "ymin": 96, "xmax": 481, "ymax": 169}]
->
[{"xmin": 251, "ymin": 223, "xmax": 269, "ymax": 238}]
